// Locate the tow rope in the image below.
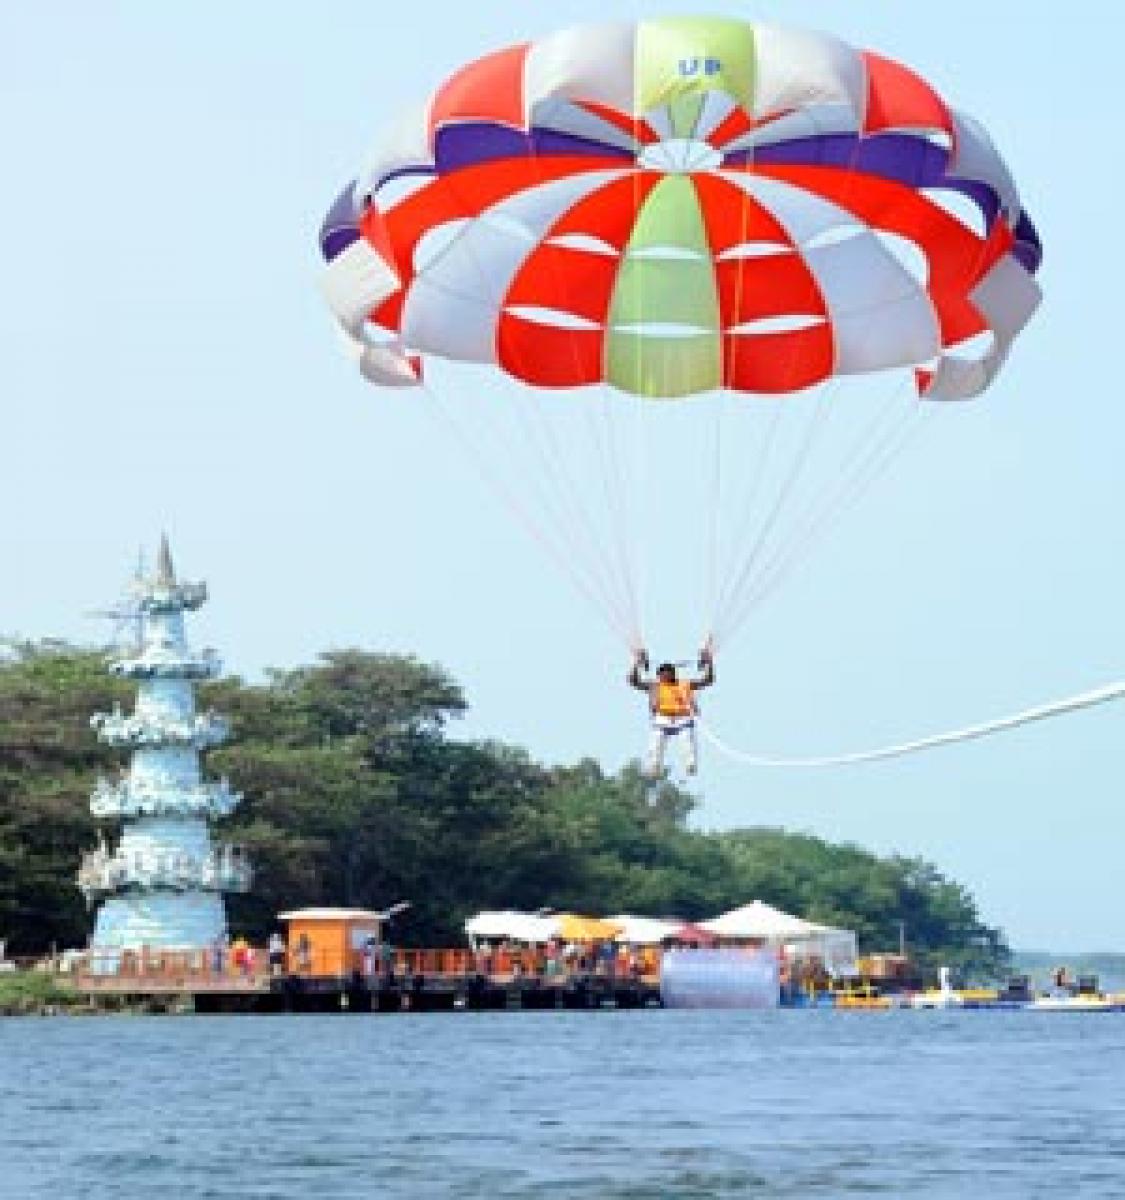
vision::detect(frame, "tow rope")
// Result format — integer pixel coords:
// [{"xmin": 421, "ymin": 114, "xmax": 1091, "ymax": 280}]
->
[{"xmin": 697, "ymin": 680, "xmax": 1125, "ymax": 768}]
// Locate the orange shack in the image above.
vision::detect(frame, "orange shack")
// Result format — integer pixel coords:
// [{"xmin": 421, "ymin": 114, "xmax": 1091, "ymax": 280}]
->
[{"xmin": 279, "ymin": 907, "xmax": 384, "ymax": 976}]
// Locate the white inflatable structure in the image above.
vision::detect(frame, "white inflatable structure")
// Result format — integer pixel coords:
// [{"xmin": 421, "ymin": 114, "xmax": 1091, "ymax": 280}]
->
[{"xmin": 660, "ymin": 947, "xmax": 780, "ymax": 1009}]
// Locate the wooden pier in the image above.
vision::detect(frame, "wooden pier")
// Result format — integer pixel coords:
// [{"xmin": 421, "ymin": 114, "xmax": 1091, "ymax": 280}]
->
[{"xmin": 67, "ymin": 947, "xmax": 663, "ymax": 1014}]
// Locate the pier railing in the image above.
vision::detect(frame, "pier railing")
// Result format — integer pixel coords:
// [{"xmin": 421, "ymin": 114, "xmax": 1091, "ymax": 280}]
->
[
  {"xmin": 390, "ymin": 947, "xmax": 658, "ymax": 983},
  {"xmin": 69, "ymin": 947, "xmax": 271, "ymax": 992},
  {"xmin": 60, "ymin": 944, "xmax": 661, "ymax": 992}
]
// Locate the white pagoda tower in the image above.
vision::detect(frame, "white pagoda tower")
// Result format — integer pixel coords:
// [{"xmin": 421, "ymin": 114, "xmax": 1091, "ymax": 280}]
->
[{"xmin": 78, "ymin": 537, "xmax": 250, "ymax": 948}]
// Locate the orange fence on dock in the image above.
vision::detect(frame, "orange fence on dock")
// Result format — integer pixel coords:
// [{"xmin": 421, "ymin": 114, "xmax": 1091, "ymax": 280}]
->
[
  {"xmin": 60, "ymin": 943, "xmax": 661, "ymax": 991},
  {"xmin": 69, "ymin": 946, "xmax": 270, "ymax": 991}
]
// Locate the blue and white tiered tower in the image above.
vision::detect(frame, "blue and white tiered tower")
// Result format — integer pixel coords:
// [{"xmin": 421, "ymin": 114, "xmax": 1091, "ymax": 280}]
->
[{"xmin": 78, "ymin": 538, "xmax": 251, "ymax": 948}]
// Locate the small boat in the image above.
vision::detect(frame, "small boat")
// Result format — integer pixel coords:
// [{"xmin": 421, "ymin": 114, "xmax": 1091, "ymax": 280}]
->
[
  {"xmin": 832, "ymin": 982, "xmax": 901, "ymax": 1010},
  {"xmin": 910, "ymin": 986, "xmax": 999, "ymax": 1009},
  {"xmin": 1028, "ymin": 973, "xmax": 1125, "ymax": 1012},
  {"xmin": 1029, "ymin": 993, "xmax": 1125, "ymax": 1012},
  {"xmin": 910, "ymin": 988, "xmax": 962, "ymax": 1009},
  {"xmin": 835, "ymin": 992, "xmax": 895, "ymax": 1010},
  {"xmin": 910, "ymin": 967, "xmax": 997, "ymax": 1009}
]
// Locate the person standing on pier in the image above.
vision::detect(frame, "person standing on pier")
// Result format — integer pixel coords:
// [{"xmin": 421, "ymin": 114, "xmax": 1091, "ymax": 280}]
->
[
  {"xmin": 362, "ymin": 937, "xmax": 376, "ymax": 979},
  {"xmin": 268, "ymin": 931, "xmax": 285, "ymax": 978}
]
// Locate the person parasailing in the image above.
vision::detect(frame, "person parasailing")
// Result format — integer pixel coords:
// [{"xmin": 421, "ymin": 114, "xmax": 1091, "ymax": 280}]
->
[
  {"xmin": 318, "ymin": 17, "xmax": 1042, "ymax": 713},
  {"xmin": 629, "ymin": 644, "xmax": 715, "ymax": 777}
]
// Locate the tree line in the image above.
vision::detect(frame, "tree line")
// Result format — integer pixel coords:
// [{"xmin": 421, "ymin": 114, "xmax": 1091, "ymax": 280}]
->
[{"xmin": 0, "ymin": 643, "xmax": 1008, "ymax": 975}]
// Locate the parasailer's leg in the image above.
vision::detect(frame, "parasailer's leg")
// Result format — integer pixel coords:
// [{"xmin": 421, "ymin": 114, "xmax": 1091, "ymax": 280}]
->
[
  {"xmin": 645, "ymin": 723, "xmax": 669, "ymax": 777},
  {"xmin": 683, "ymin": 722, "xmax": 699, "ymax": 776}
]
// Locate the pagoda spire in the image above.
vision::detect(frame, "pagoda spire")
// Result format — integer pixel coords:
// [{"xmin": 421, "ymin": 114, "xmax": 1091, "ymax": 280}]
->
[{"xmin": 156, "ymin": 533, "xmax": 175, "ymax": 587}]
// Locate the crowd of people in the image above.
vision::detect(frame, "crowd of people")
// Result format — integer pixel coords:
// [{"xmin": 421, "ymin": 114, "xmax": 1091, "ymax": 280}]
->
[{"xmin": 473, "ymin": 938, "xmax": 661, "ymax": 982}]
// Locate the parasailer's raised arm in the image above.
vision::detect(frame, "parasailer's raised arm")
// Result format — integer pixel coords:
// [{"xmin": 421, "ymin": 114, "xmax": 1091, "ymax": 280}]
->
[
  {"xmin": 628, "ymin": 649, "xmax": 652, "ymax": 692},
  {"xmin": 694, "ymin": 644, "xmax": 715, "ymax": 691}
]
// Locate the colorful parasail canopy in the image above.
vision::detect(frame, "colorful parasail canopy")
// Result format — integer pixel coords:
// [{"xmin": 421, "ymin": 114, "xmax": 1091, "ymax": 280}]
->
[{"xmin": 320, "ymin": 15, "xmax": 1042, "ymax": 402}]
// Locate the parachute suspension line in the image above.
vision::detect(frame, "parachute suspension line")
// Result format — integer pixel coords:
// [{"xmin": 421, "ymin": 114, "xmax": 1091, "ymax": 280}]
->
[
  {"xmin": 725, "ymin": 129, "xmax": 1033, "ymax": 641},
  {"xmin": 507, "ymin": 373, "xmax": 642, "ymax": 651},
  {"xmin": 618, "ymin": 0, "xmax": 652, "ymax": 648},
  {"xmin": 709, "ymin": 122, "xmax": 930, "ymax": 650},
  {"xmin": 419, "ymin": 181, "xmax": 609, "ymax": 605},
  {"xmin": 707, "ymin": 103, "xmax": 857, "ymax": 651},
  {"xmin": 706, "ymin": 393, "xmax": 787, "ymax": 651},
  {"xmin": 737, "ymin": 88, "xmax": 1024, "ymax": 633},
  {"xmin": 704, "ymin": 108, "xmax": 770, "ymax": 654},
  {"xmin": 736, "ymin": 393, "xmax": 936, "ymax": 622},
  {"xmin": 418, "ymin": 378, "xmax": 637, "ymax": 648},
  {"xmin": 730, "ymin": 267, "xmax": 947, "ymax": 622},
  {"xmin": 417, "ymin": 166, "xmax": 644, "ymax": 649},
  {"xmin": 633, "ymin": 382, "xmax": 654, "ymax": 646},
  {"xmin": 715, "ymin": 377, "xmax": 928, "ymax": 645},
  {"xmin": 703, "ymin": 388, "xmax": 726, "ymax": 648},
  {"xmin": 516, "ymin": 388, "xmax": 645, "ymax": 649},
  {"xmin": 710, "ymin": 379, "xmax": 837, "ymax": 649},
  {"xmin": 697, "ymin": 680, "xmax": 1125, "ymax": 769},
  {"xmin": 586, "ymin": 382, "xmax": 644, "ymax": 649},
  {"xmin": 507, "ymin": 382, "xmax": 642, "ymax": 645},
  {"xmin": 529, "ymin": 169, "xmax": 644, "ymax": 648},
  {"xmin": 710, "ymin": 213, "xmax": 946, "ymax": 650},
  {"xmin": 358, "ymin": 231, "xmax": 635, "ymax": 637},
  {"xmin": 419, "ymin": 380, "xmax": 618, "ymax": 637},
  {"xmin": 514, "ymin": 385, "xmax": 643, "ymax": 649},
  {"xmin": 489, "ymin": 145, "xmax": 647, "ymax": 651}
]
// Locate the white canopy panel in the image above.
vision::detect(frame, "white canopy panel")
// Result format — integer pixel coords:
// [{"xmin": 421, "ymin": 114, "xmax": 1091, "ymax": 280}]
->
[
  {"xmin": 607, "ymin": 915, "xmax": 685, "ymax": 945},
  {"xmin": 463, "ymin": 910, "xmax": 560, "ymax": 943},
  {"xmin": 701, "ymin": 900, "xmax": 821, "ymax": 940},
  {"xmin": 702, "ymin": 902, "xmax": 859, "ymax": 973}
]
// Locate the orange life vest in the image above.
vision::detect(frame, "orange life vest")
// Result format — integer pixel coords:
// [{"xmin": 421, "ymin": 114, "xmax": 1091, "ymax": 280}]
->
[{"xmin": 653, "ymin": 680, "xmax": 695, "ymax": 718}]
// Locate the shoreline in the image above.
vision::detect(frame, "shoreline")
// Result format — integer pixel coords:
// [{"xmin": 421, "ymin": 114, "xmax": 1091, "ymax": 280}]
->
[{"xmin": 0, "ymin": 972, "xmax": 190, "ymax": 1017}]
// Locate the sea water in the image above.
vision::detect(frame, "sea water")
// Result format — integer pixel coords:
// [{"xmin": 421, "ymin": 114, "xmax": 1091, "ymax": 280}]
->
[{"xmin": 3, "ymin": 1009, "xmax": 1124, "ymax": 1198}]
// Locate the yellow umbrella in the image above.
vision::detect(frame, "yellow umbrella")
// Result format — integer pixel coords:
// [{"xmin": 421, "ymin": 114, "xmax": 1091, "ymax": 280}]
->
[{"xmin": 556, "ymin": 914, "xmax": 623, "ymax": 942}]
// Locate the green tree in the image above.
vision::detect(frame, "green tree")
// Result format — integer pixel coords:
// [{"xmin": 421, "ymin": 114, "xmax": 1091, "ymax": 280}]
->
[
  {"xmin": 0, "ymin": 645, "xmax": 127, "ymax": 953},
  {"xmin": 0, "ymin": 643, "xmax": 1009, "ymax": 977}
]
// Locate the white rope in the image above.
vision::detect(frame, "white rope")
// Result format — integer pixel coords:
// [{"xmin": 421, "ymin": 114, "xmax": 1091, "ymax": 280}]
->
[{"xmin": 697, "ymin": 681, "xmax": 1125, "ymax": 768}]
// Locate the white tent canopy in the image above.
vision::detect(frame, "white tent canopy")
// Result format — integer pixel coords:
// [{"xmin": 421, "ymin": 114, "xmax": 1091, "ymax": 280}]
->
[
  {"xmin": 701, "ymin": 901, "xmax": 858, "ymax": 973},
  {"xmin": 464, "ymin": 911, "xmax": 687, "ymax": 947},
  {"xmin": 607, "ymin": 915, "xmax": 685, "ymax": 945},
  {"xmin": 462, "ymin": 904, "xmax": 857, "ymax": 973},
  {"xmin": 463, "ymin": 910, "xmax": 559, "ymax": 945},
  {"xmin": 701, "ymin": 900, "xmax": 820, "ymax": 941}
]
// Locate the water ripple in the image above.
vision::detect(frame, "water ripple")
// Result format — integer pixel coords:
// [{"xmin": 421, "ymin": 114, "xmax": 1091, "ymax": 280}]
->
[{"xmin": 2, "ymin": 1009, "xmax": 1125, "ymax": 1198}]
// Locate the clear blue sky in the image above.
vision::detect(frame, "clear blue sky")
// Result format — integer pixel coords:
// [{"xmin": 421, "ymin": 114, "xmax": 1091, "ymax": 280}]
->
[{"xmin": 2, "ymin": 2, "xmax": 1121, "ymax": 949}]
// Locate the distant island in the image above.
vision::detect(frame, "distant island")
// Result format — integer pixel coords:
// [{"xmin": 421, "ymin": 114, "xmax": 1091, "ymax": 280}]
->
[
  {"xmin": 0, "ymin": 643, "xmax": 1007, "ymax": 976},
  {"xmin": 1012, "ymin": 952, "xmax": 1125, "ymax": 992}
]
